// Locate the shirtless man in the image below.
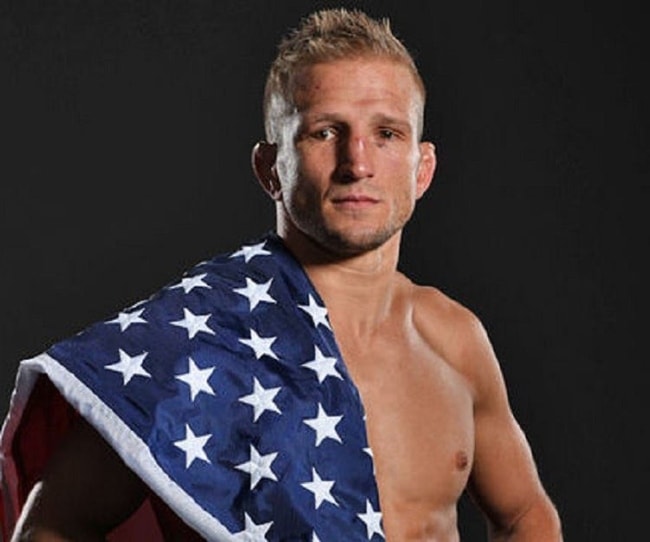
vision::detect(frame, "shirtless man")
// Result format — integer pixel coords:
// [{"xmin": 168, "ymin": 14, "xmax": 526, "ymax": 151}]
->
[{"xmin": 6, "ymin": 8, "xmax": 562, "ymax": 541}]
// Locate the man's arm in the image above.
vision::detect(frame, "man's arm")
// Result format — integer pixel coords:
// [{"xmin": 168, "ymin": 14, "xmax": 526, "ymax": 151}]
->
[
  {"xmin": 460, "ymin": 314, "xmax": 563, "ymax": 541},
  {"xmin": 11, "ymin": 417, "xmax": 148, "ymax": 542}
]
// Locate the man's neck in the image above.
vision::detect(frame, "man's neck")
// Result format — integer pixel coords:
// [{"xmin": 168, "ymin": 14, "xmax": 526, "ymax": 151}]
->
[{"xmin": 279, "ymin": 228, "xmax": 402, "ymax": 337}]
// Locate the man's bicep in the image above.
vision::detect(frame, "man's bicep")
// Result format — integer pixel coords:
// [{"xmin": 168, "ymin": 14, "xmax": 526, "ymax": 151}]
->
[
  {"xmin": 12, "ymin": 417, "xmax": 147, "ymax": 541},
  {"xmin": 467, "ymin": 360, "xmax": 554, "ymax": 536}
]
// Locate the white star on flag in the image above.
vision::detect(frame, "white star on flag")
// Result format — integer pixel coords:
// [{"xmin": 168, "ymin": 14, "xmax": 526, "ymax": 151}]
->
[
  {"xmin": 233, "ymin": 512, "xmax": 273, "ymax": 541},
  {"xmin": 235, "ymin": 444, "xmax": 279, "ymax": 489},
  {"xmin": 298, "ymin": 294, "xmax": 331, "ymax": 329},
  {"xmin": 107, "ymin": 308, "xmax": 146, "ymax": 331},
  {"xmin": 234, "ymin": 277, "xmax": 276, "ymax": 311},
  {"xmin": 239, "ymin": 328, "xmax": 278, "ymax": 360},
  {"xmin": 238, "ymin": 377, "xmax": 282, "ymax": 421},
  {"xmin": 358, "ymin": 499, "xmax": 384, "ymax": 539},
  {"xmin": 231, "ymin": 241, "xmax": 271, "ymax": 263},
  {"xmin": 175, "ymin": 357, "xmax": 215, "ymax": 401},
  {"xmin": 364, "ymin": 447, "xmax": 376, "ymax": 474},
  {"xmin": 173, "ymin": 424, "xmax": 211, "ymax": 469},
  {"xmin": 301, "ymin": 467, "xmax": 338, "ymax": 509},
  {"xmin": 171, "ymin": 273, "xmax": 210, "ymax": 294},
  {"xmin": 302, "ymin": 345, "xmax": 342, "ymax": 383},
  {"xmin": 105, "ymin": 349, "xmax": 150, "ymax": 385},
  {"xmin": 171, "ymin": 308, "xmax": 214, "ymax": 339},
  {"xmin": 313, "ymin": 534, "xmax": 321, "ymax": 542},
  {"xmin": 303, "ymin": 403, "xmax": 343, "ymax": 446}
]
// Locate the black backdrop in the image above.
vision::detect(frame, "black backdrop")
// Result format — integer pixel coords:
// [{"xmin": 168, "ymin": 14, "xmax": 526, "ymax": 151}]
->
[{"xmin": 1, "ymin": 1, "xmax": 647, "ymax": 540}]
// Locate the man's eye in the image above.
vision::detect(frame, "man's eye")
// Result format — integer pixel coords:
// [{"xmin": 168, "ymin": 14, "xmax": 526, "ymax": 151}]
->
[
  {"xmin": 313, "ymin": 128, "xmax": 336, "ymax": 140},
  {"xmin": 379, "ymin": 129, "xmax": 395, "ymax": 139}
]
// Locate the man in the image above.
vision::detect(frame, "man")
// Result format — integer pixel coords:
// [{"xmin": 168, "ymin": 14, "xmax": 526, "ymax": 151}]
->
[{"xmin": 1, "ymin": 8, "xmax": 562, "ymax": 541}]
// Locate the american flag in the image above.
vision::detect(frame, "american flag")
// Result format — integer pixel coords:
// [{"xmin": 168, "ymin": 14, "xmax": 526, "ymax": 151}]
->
[{"xmin": 0, "ymin": 232, "xmax": 384, "ymax": 541}]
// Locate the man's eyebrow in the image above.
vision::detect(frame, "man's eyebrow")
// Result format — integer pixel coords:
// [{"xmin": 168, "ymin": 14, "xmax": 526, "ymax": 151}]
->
[
  {"xmin": 371, "ymin": 113, "xmax": 413, "ymax": 131},
  {"xmin": 300, "ymin": 112, "xmax": 413, "ymax": 129},
  {"xmin": 301, "ymin": 112, "xmax": 344, "ymax": 124}
]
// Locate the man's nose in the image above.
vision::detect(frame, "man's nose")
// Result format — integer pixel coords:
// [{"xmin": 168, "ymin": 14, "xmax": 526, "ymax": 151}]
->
[{"xmin": 336, "ymin": 134, "xmax": 374, "ymax": 182}]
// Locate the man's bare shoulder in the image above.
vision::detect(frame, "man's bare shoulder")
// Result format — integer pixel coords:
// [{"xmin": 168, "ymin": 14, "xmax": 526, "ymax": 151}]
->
[
  {"xmin": 406, "ymin": 281, "xmax": 485, "ymax": 347},
  {"xmin": 403, "ymin": 278, "xmax": 499, "ymax": 396}
]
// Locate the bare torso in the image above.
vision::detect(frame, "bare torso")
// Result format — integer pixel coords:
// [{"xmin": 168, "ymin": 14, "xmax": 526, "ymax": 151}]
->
[{"xmin": 329, "ymin": 275, "xmax": 475, "ymax": 541}]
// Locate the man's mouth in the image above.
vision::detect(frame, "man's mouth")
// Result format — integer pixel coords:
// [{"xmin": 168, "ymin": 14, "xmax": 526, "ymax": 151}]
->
[{"xmin": 331, "ymin": 194, "xmax": 379, "ymax": 206}]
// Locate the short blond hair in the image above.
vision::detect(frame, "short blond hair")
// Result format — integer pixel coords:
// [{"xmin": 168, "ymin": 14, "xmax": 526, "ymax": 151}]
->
[{"xmin": 263, "ymin": 8, "xmax": 426, "ymax": 142}]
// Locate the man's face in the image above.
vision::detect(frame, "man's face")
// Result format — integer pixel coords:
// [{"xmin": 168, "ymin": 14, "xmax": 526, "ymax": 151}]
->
[{"xmin": 271, "ymin": 57, "xmax": 435, "ymax": 256}]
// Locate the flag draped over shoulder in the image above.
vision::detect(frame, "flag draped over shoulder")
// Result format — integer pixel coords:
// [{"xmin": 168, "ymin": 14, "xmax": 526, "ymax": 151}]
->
[{"xmin": 0, "ymin": 232, "xmax": 384, "ymax": 541}]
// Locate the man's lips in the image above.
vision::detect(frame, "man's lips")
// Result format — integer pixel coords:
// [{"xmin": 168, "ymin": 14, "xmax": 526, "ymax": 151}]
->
[{"xmin": 330, "ymin": 195, "xmax": 379, "ymax": 205}]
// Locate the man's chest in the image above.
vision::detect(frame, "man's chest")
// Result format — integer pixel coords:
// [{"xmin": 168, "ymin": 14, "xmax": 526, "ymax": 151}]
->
[{"xmin": 340, "ymin": 333, "xmax": 475, "ymax": 506}]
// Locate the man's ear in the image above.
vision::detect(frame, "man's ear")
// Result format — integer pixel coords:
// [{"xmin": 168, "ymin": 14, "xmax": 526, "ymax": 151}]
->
[
  {"xmin": 251, "ymin": 141, "xmax": 282, "ymax": 200},
  {"xmin": 415, "ymin": 141, "xmax": 437, "ymax": 199}
]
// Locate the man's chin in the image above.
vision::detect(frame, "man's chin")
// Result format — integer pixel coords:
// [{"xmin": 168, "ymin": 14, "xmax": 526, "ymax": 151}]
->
[{"xmin": 317, "ymin": 228, "xmax": 397, "ymax": 256}]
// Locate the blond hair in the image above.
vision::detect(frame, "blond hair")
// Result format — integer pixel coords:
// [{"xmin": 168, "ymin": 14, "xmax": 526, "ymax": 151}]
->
[{"xmin": 263, "ymin": 8, "xmax": 426, "ymax": 142}]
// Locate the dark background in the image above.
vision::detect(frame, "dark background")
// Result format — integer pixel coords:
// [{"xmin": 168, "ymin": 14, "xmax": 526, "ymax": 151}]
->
[{"xmin": 1, "ymin": 0, "xmax": 647, "ymax": 540}]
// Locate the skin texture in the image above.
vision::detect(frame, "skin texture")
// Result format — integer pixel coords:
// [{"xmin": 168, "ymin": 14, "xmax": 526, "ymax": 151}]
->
[{"xmin": 12, "ymin": 57, "xmax": 562, "ymax": 541}]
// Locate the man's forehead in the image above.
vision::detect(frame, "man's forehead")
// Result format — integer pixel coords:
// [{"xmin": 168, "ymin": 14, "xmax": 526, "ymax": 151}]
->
[
  {"xmin": 287, "ymin": 59, "xmax": 424, "ymax": 111},
  {"xmin": 265, "ymin": 56, "xmax": 426, "ymax": 139},
  {"xmin": 291, "ymin": 57, "xmax": 417, "ymax": 90}
]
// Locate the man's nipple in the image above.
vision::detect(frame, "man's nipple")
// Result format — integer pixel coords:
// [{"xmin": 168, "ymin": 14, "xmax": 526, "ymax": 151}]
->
[{"xmin": 455, "ymin": 450, "xmax": 469, "ymax": 470}]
